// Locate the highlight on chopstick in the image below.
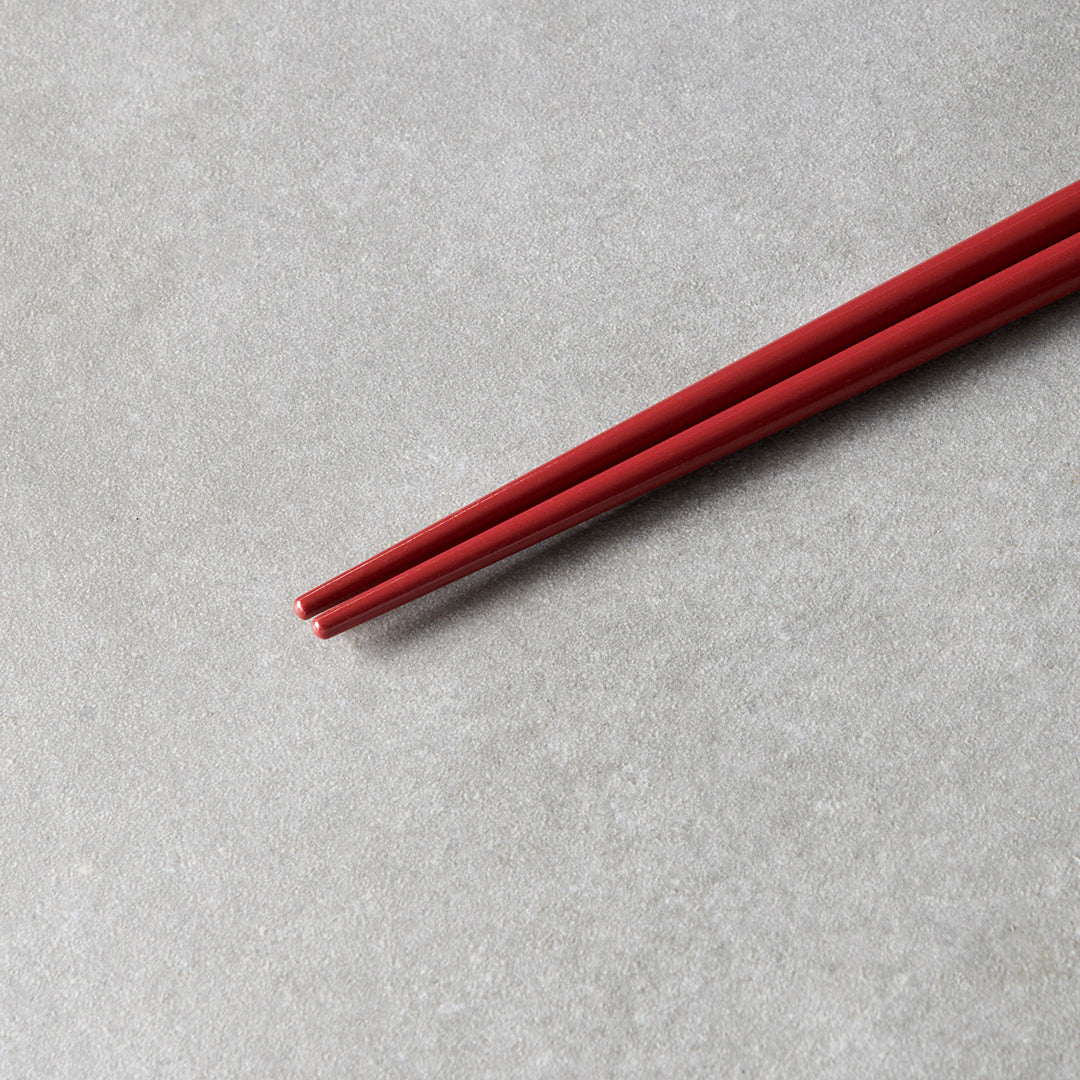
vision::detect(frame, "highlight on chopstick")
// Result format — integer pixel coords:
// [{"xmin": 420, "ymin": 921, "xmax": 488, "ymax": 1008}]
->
[{"xmin": 295, "ymin": 178, "xmax": 1080, "ymax": 637}]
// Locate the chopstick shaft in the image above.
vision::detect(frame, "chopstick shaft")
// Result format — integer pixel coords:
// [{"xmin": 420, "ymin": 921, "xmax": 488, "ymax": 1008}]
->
[
  {"xmin": 311, "ymin": 228, "xmax": 1080, "ymax": 637},
  {"xmin": 295, "ymin": 179, "xmax": 1080, "ymax": 621}
]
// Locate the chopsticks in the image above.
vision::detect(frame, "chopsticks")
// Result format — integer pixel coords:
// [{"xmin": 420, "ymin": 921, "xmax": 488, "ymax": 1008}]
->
[
  {"xmin": 296, "ymin": 179, "xmax": 1080, "ymax": 637},
  {"xmin": 307, "ymin": 229, "xmax": 1080, "ymax": 637}
]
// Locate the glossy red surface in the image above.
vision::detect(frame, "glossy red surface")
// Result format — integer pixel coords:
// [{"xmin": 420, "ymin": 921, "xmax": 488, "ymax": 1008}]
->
[
  {"xmin": 310, "ymin": 228, "xmax": 1080, "ymax": 637},
  {"xmin": 295, "ymin": 179, "xmax": 1080, "ymax": 622}
]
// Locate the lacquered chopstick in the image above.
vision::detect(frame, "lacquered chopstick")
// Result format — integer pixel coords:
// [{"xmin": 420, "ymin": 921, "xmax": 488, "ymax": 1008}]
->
[
  {"xmin": 310, "ymin": 227, "xmax": 1080, "ymax": 637},
  {"xmin": 295, "ymin": 178, "xmax": 1080, "ymax": 622}
]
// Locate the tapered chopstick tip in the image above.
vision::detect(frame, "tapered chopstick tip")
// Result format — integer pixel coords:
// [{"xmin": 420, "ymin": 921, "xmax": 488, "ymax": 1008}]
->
[{"xmin": 294, "ymin": 596, "xmax": 312, "ymax": 620}]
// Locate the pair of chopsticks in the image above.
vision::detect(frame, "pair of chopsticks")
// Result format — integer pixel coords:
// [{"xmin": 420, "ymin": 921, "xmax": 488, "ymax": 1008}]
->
[{"xmin": 296, "ymin": 178, "xmax": 1080, "ymax": 638}]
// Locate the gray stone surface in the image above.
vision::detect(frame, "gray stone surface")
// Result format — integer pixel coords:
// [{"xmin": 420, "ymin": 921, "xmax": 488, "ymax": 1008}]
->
[{"xmin": 3, "ymin": 1, "xmax": 1079, "ymax": 1076}]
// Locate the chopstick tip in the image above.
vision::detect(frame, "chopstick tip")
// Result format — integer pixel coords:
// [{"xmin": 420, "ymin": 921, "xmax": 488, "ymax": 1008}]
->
[{"xmin": 294, "ymin": 596, "xmax": 311, "ymax": 620}]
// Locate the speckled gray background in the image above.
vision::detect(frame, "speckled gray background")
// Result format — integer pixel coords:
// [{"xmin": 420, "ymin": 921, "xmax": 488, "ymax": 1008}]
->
[{"xmin": 2, "ymin": 1, "xmax": 1079, "ymax": 1076}]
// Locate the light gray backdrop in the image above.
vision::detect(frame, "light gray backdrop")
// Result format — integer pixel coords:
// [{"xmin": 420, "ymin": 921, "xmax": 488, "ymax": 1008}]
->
[{"xmin": 2, "ymin": 1, "xmax": 1078, "ymax": 1076}]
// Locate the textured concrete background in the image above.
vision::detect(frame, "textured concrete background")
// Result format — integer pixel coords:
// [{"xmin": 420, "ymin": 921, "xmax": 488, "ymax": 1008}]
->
[{"xmin": 2, "ymin": 1, "xmax": 1079, "ymax": 1076}]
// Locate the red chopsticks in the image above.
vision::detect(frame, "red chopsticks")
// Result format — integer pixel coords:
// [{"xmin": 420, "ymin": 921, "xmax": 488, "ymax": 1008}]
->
[{"xmin": 296, "ymin": 179, "xmax": 1080, "ymax": 637}]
